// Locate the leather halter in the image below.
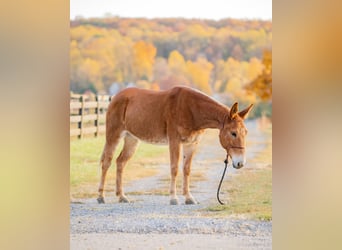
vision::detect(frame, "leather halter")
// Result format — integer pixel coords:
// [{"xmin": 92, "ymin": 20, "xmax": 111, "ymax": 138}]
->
[
  {"xmin": 218, "ymin": 145, "xmax": 245, "ymax": 205},
  {"xmin": 221, "ymin": 115, "xmax": 246, "ymax": 151},
  {"xmin": 229, "ymin": 146, "xmax": 245, "ymax": 150}
]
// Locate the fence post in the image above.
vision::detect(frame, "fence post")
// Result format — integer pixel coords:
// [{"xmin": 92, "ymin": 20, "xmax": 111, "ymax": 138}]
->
[
  {"xmin": 95, "ymin": 95, "xmax": 100, "ymax": 137},
  {"xmin": 78, "ymin": 96, "xmax": 84, "ymax": 139}
]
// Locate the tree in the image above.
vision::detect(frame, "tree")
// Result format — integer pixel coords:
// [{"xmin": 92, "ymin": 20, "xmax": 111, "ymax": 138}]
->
[
  {"xmin": 247, "ymin": 57, "xmax": 263, "ymax": 82},
  {"xmin": 76, "ymin": 58, "xmax": 103, "ymax": 92},
  {"xmin": 231, "ymin": 44, "xmax": 243, "ymax": 60},
  {"xmin": 112, "ymin": 37, "xmax": 134, "ymax": 83},
  {"xmin": 186, "ymin": 57, "xmax": 213, "ymax": 94},
  {"xmin": 153, "ymin": 57, "xmax": 170, "ymax": 83},
  {"xmin": 70, "ymin": 40, "xmax": 83, "ymax": 91},
  {"xmin": 219, "ymin": 57, "xmax": 241, "ymax": 93},
  {"xmin": 245, "ymin": 50, "xmax": 272, "ymax": 101},
  {"xmin": 132, "ymin": 40, "xmax": 157, "ymax": 81},
  {"xmin": 168, "ymin": 50, "xmax": 186, "ymax": 75}
]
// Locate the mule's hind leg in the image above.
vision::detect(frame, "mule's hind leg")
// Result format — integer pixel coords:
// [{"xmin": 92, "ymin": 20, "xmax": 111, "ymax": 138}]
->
[
  {"xmin": 97, "ymin": 135, "xmax": 121, "ymax": 204},
  {"xmin": 168, "ymin": 139, "xmax": 181, "ymax": 205},
  {"xmin": 116, "ymin": 134, "xmax": 139, "ymax": 203},
  {"xmin": 183, "ymin": 143, "xmax": 198, "ymax": 204}
]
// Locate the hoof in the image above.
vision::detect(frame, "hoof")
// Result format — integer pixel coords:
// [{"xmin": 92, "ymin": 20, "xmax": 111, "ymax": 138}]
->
[
  {"xmin": 118, "ymin": 196, "xmax": 130, "ymax": 203},
  {"xmin": 97, "ymin": 197, "xmax": 105, "ymax": 204},
  {"xmin": 185, "ymin": 198, "xmax": 197, "ymax": 205},
  {"xmin": 170, "ymin": 198, "xmax": 179, "ymax": 205}
]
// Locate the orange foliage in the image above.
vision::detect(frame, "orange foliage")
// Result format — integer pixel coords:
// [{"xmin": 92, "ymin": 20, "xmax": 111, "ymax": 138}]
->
[{"xmin": 245, "ymin": 50, "xmax": 272, "ymax": 101}]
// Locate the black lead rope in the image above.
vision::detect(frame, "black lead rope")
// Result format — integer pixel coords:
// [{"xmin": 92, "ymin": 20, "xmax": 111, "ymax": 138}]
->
[{"xmin": 217, "ymin": 156, "xmax": 229, "ymax": 205}]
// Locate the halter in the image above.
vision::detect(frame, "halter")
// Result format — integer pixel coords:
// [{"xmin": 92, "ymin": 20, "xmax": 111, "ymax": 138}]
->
[
  {"xmin": 230, "ymin": 146, "xmax": 245, "ymax": 150},
  {"xmin": 218, "ymin": 114, "xmax": 246, "ymax": 204},
  {"xmin": 216, "ymin": 145, "xmax": 245, "ymax": 205}
]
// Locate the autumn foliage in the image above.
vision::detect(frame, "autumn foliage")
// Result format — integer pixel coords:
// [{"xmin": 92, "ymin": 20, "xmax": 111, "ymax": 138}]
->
[
  {"xmin": 245, "ymin": 50, "xmax": 272, "ymax": 101},
  {"xmin": 70, "ymin": 17, "xmax": 272, "ymax": 103}
]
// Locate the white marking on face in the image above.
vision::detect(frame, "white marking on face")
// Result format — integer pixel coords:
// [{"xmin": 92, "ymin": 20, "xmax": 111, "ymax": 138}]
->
[{"xmin": 231, "ymin": 154, "xmax": 246, "ymax": 169}]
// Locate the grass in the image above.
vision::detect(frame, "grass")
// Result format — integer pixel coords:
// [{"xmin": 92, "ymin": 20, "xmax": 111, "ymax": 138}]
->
[
  {"xmin": 206, "ymin": 126, "xmax": 272, "ymax": 221},
  {"xmin": 70, "ymin": 136, "xmax": 169, "ymax": 199}
]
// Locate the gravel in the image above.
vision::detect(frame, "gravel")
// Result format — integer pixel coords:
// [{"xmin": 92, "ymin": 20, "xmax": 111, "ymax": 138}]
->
[
  {"xmin": 71, "ymin": 233, "xmax": 271, "ymax": 250},
  {"xmin": 71, "ymin": 196, "xmax": 271, "ymax": 236}
]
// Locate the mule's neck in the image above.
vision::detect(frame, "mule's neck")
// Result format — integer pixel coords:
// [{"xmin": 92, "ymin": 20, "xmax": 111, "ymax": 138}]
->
[{"xmin": 193, "ymin": 96, "xmax": 229, "ymax": 130}]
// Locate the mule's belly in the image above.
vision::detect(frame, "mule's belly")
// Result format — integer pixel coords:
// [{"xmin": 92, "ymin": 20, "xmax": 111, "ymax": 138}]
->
[
  {"xmin": 124, "ymin": 95, "xmax": 169, "ymax": 144},
  {"xmin": 124, "ymin": 130, "xmax": 169, "ymax": 145}
]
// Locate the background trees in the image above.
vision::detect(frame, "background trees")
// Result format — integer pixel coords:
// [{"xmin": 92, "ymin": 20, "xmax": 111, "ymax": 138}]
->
[
  {"xmin": 245, "ymin": 50, "xmax": 272, "ymax": 101},
  {"xmin": 70, "ymin": 17, "xmax": 272, "ymax": 115}
]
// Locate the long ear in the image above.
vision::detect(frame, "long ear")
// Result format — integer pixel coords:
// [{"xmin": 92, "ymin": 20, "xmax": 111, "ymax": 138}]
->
[
  {"xmin": 238, "ymin": 104, "xmax": 254, "ymax": 119},
  {"xmin": 229, "ymin": 102, "xmax": 239, "ymax": 119}
]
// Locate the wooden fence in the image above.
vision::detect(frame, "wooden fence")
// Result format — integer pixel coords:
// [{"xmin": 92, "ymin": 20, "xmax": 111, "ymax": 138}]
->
[{"xmin": 70, "ymin": 94, "xmax": 112, "ymax": 138}]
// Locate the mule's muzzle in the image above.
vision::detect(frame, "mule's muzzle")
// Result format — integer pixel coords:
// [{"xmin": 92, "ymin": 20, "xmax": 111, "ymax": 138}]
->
[
  {"xmin": 227, "ymin": 151, "xmax": 245, "ymax": 169},
  {"xmin": 233, "ymin": 161, "xmax": 244, "ymax": 169}
]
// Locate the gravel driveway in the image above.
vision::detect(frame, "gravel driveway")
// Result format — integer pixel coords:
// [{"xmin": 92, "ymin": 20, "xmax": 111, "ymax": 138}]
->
[{"xmin": 70, "ymin": 120, "xmax": 272, "ymax": 249}]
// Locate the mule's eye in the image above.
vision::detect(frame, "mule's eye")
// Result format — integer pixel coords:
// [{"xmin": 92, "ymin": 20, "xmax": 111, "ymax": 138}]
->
[{"xmin": 231, "ymin": 132, "xmax": 237, "ymax": 138}]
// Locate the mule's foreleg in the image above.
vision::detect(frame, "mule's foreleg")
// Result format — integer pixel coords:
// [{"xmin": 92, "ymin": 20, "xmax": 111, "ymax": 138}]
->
[
  {"xmin": 182, "ymin": 143, "xmax": 197, "ymax": 204},
  {"xmin": 169, "ymin": 140, "xmax": 181, "ymax": 205},
  {"xmin": 116, "ymin": 134, "xmax": 139, "ymax": 203}
]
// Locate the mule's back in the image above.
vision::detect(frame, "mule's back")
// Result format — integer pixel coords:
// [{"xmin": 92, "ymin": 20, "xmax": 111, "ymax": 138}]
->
[
  {"xmin": 107, "ymin": 86, "xmax": 212, "ymax": 144},
  {"xmin": 107, "ymin": 87, "xmax": 175, "ymax": 143}
]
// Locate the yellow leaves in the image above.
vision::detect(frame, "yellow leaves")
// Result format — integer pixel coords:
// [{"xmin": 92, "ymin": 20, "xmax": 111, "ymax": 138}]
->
[
  {"xmin": 262, "ymin": 50, "xmax": 272, "ymax": 74},
  {"xmin": 71, "ymin": 25, "xmax": 108, "ymax": 43},
  {"xmin": 245, "ymin": 50, "xmax": 272, "ymax": 101},
  {"xmin": 168, "ymin": 50, "xmax": 186, "ymax": 74},
  {"xmin": 77, "ymin": 58, "xmax": 103, "ymax": 90},
  {"xmin": 80, "ymin": 58, "xmax": 100, "ymax": 76},
  {"xmin": 225, "ymin": 77, "xmax": 241, "ymax": 93},
  {"xmin": 186, "ymin": 24, "xmax": 211, "ymax": 38},
  {"xmin": 127, "ymin": 27, "xmax": 143, "ymax": 41},
  {"xmin": 212, "ymin": 56, "xmax": 266, "ymax": 102},
  {"xmin": 70, "ymin": 40, "xmax": 82, "ymax": 66},
  {"xmin": 248, "ymin": 57, "xmax": 263, "ymax": 81},
  {"xmin": 186, "ymin": 57, "xmax": 213, "ymax": 94},
  {"xmin": 132, "ymin": 40, "xmax": 157, "ymax": 81},
  {"xmin": 70, "ymin": 26, "xmax": 89, "ymax": 42}
]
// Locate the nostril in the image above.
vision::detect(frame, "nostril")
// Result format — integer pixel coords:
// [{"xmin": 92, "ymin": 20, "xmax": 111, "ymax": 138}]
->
[{"xmin": 238, "ymin": 162, "xmax": 243, "ymax": 167}]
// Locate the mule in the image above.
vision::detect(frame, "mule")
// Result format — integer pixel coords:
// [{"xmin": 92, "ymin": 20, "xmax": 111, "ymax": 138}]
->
[{"xmin": 97, "ymin": 86, "xmax": 253, "ymax": 205}]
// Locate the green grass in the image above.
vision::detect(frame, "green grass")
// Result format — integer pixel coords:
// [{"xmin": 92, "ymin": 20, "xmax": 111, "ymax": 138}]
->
[
  {"xmin": 206, "ymin": 126, "xmax": 272, "ymax": 221},
  {"xmin": 70, "ymin": 136, "xmax": 169, "ymax": 199}
]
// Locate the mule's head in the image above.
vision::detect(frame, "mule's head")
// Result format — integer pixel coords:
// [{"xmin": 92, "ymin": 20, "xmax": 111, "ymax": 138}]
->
[{"xmin": 219, "ymin": 102, "xmax": 253, "ymax": 169}]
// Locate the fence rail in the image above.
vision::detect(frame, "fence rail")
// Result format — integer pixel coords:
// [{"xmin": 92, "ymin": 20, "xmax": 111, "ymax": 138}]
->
[{"xmin": 70, "ymin": 94, "xmax": 111, "ymax": 138}]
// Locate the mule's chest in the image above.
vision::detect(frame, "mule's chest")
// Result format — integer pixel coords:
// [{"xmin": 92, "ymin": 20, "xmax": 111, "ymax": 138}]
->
[{"xmin": 178, "ymin": 128, "xmax": 204, "ymax": 144}]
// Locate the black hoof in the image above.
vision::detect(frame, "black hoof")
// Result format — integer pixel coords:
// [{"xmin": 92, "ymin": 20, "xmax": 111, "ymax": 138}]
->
[
  {"xmin": 185, "ymin": 198, "xmax": 197, "ymax": 205},
  {"xmin": 118, "ymin": 196, "xmax": 130, "ymax": 203},
  {"xmin": 170, "ymin": 198, "xmax": 179, "ymax": 205},
  {"xmin": 97, "ymin": 197, "xmax": 105, "ymax": 204}
]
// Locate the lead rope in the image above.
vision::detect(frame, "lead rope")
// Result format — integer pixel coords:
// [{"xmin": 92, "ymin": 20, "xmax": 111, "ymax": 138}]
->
[{"xmin": 217, "ymin": 155, "xmax": 229, "ymax": 205}]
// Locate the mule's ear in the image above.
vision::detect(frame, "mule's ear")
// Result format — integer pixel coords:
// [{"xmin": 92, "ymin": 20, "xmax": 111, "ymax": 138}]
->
[
  {"xmin": 229, "ymin": 102, "xmax": 239, "ymax": 119},
  {"xmin": 238, "ymin": 104, "xmax": 254, "ymax": 119}
]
